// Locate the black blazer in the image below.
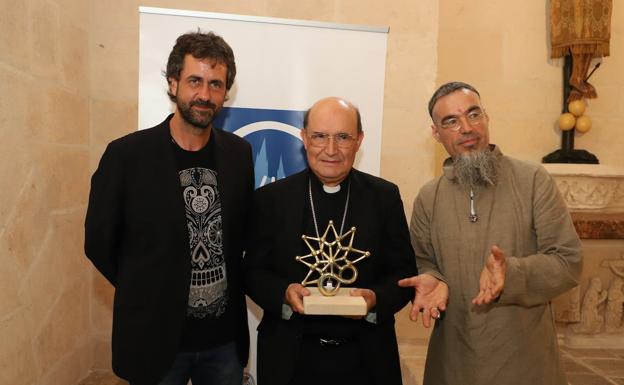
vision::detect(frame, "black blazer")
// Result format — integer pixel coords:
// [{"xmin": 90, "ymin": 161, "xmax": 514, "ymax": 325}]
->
[
  {"xmin": 85, "ymin": 115, "xmax": 253, "ymax": 385},
  {"xmin": 244, "ymin": 169, "xmax": 417, "ymax": 385}
]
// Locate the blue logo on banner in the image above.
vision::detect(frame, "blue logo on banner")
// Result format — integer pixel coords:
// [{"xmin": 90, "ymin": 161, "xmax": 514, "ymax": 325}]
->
[{"xmin": 215, "ymin": 107, "xmax": 307, "ymax": 189}]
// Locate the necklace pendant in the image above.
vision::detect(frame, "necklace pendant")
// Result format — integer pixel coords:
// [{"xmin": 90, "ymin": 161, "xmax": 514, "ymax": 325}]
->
[{"xmin": 468, "ymin": 189, "xmax": 478, "ymax": 223}]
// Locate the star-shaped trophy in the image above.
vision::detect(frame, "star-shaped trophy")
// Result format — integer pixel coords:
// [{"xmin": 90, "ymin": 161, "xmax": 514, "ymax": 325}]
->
[{"xmin": 295, "ymin": 220, "xmax": 371, "ymax": 315}]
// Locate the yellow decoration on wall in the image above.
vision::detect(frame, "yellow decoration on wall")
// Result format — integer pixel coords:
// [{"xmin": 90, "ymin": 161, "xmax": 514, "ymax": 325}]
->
[
  {"xmin": 575, "ymin": 115, "xmax": 592, "ymax": 133},
  {"xmin": 568, "ymin": 100, "xmax": 586, "ymax": 117},
  {"xmin": 558, "ymin": 113, "xmax": 576, "ymax": 131}
]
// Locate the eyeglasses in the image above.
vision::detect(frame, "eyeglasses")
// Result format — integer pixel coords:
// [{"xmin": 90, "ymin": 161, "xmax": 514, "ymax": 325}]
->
[
  {"xmin": 307, "ymin": 132, "xmax": 358, "ymax": 148},
  {"xmin": 439, "ymin": 108, "xmax": 486, "ymax": 131}
]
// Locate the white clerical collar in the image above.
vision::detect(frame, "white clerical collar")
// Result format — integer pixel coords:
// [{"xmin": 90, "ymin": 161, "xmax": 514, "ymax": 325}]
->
[{"xmin": 322, "ymin": 184, "xmax": 341, "ymax": 194}]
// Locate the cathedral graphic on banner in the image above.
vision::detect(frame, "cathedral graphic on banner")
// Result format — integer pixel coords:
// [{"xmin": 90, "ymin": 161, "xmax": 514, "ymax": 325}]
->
[{"xmin": 215, "ymin": 106, "xmax": 307, "ymax": 189}]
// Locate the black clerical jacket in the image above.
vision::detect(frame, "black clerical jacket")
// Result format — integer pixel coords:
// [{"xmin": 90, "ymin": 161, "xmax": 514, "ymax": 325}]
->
[{"xmin": 244, "ymin": 169, "xmax": 417, "ymax": 385}]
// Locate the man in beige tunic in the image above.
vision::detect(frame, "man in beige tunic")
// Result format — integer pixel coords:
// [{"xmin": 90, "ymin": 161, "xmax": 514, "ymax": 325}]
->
[{"xmin": 399, "ymin": 82, "xmax": 582, "ymax": 385}]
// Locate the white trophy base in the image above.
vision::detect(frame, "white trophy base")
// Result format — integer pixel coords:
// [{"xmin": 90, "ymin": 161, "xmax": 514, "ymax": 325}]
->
[{"xmin": 303, "ymin": 287, "xmax": 367, "ymax": 316}]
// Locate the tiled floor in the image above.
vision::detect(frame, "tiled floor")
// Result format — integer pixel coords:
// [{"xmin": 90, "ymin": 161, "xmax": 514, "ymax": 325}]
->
[
  {"xmin": 560, "ymin": 346, "xmax": 624, "ymax": 385},
  {"xmin": 78, "ymin": 344, "xmax": 624, "ymax": 385}
]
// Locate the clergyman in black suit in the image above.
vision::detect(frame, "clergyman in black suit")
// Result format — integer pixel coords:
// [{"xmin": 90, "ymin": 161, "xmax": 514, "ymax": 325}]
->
[
  {"xmin": 85, "ymin": 31, "xmax": 252, "ymax": 385},
  {"xmin": 244, "ymin": 97, "xmax": 417, "ymax": 385}
]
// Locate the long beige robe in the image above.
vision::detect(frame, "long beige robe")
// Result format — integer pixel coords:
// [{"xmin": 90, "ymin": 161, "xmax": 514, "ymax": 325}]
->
[{"xmin": 410, "ymin": 146, "xmax": 582, "ymax": 385}]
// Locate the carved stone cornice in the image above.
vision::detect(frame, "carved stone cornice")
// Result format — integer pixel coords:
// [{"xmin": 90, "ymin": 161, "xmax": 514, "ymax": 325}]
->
[
  {"xmin": 543, "ymin": 164, "xmax": 624, "ymax": 213},
  {"xmin": 543, "ymin": 164, "xmax": 624, "ymax": 239}
]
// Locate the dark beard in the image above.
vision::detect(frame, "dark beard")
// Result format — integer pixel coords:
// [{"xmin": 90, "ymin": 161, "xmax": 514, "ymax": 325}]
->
[
  {"xmin": 453, "ymin": 150, "xmax": 498, "ymax": 190},
  {"xmin": 177, "ymin": 99, "xmax": 219, "ymax": 129}
]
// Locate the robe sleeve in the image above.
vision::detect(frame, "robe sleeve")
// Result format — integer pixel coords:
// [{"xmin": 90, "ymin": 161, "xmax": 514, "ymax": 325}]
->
[
  {"xmin": 499, "ymin": 167, "xmax": 583, "ymax": 307},
  {"xmin": 369, "ymin": 184, "xmax": 418, "ymax": 324},
  {"xmin": 409, "ymin": 185, "xmax": 447, "ymax": 284}
]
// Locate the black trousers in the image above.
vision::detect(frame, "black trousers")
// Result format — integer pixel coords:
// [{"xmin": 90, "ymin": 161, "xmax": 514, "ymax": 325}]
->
[{"xmin": 288, "ymin": 336, "xmax": 373, "ymax": 385}]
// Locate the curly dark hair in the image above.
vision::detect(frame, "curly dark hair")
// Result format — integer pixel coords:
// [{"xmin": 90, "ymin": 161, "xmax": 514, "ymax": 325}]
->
[
  {"xmin": 165, "ymin": 31, "xmax": 236, "ymax": 102},
  {"xmin": 428, "ymin": 81, "xmax": 480, "ymax": 118}
]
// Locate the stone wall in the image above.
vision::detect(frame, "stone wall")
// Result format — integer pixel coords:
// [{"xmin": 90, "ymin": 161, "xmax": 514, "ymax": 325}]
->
[
  {"xmin": 435, "ymin": 1, "xmax": 624, "ymax": 169},
  {"xmin": 1, "ymin": 1, "xmax": 623, "ymax": 383},
  {"xmin": 0, "ymin": 0, "xmax": 92, "ymax": 384}
]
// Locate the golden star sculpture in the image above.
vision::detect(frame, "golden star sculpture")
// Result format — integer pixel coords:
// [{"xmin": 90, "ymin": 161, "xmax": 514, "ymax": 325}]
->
[{"xmin": 296, "ymin": 220, "xmax": 371, "ymax": 296}]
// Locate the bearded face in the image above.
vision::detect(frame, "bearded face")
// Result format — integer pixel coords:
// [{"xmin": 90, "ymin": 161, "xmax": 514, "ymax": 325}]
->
[
  {"xmin": 176, "ymin": 97, "xmax": 220, "ymax": 130},
  {"xmin": 168, "ymin": 55, "xmax": 228, "ymax": 130}
]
